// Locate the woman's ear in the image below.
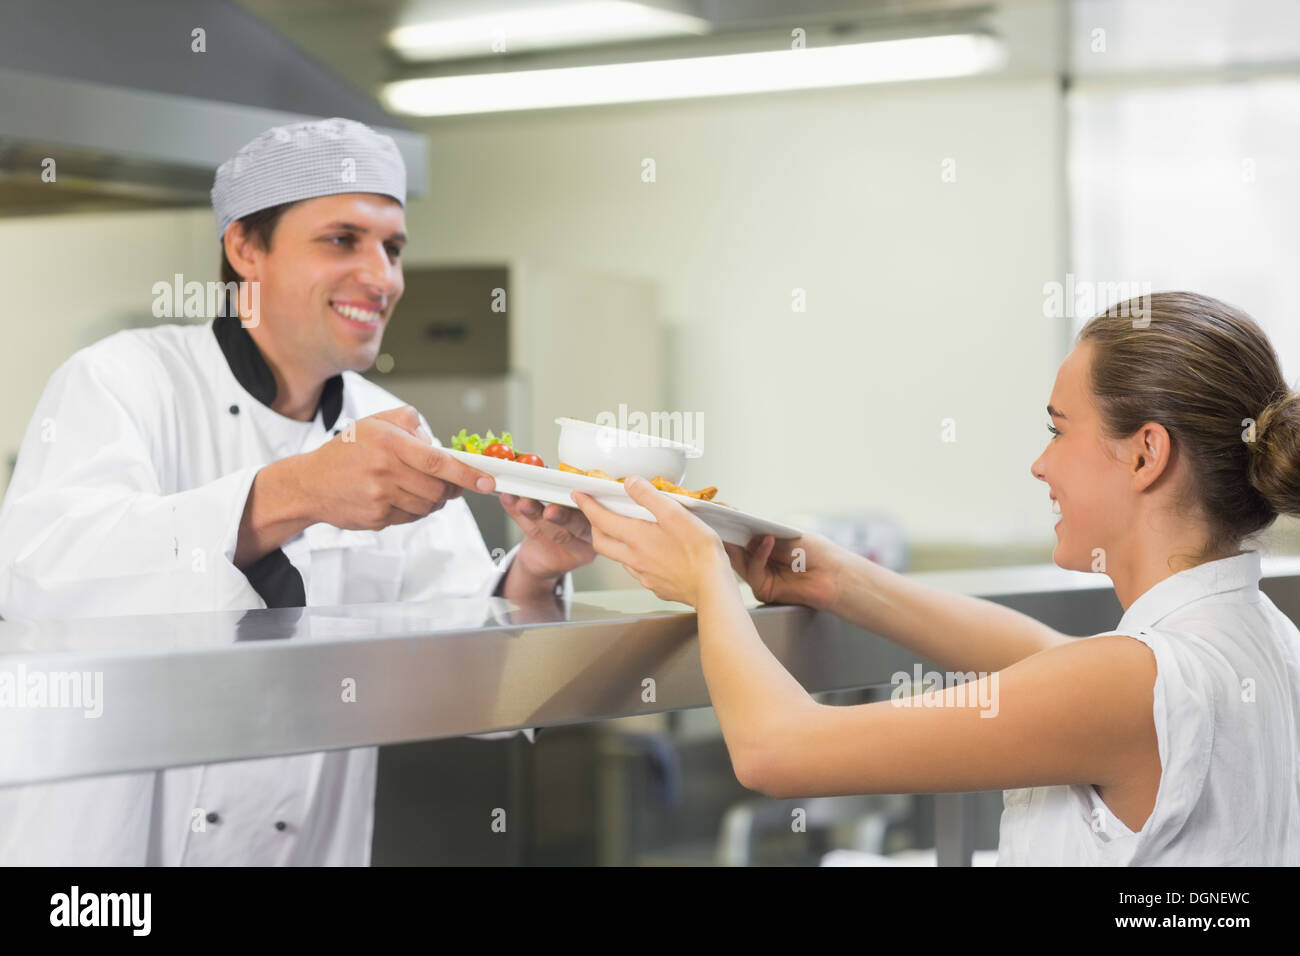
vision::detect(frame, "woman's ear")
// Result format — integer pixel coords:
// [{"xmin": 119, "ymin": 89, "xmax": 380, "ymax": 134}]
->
[{"xmin": 1131, "ymin": 422, "xmax": 1172, "ymax": 487}]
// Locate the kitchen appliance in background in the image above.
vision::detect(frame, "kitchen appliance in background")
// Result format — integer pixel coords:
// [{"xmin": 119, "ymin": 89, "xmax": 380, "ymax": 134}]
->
[
  {"xmin": 367, "ymin": 265, "xmax": 519, "ymax": 556},
  {"xmin": 369, "ymin": 262, "xmax": 665, "ymax": 865},
  {"xmin": 366, "ymin": 263, "xmax": 665, "ymax": 591}
]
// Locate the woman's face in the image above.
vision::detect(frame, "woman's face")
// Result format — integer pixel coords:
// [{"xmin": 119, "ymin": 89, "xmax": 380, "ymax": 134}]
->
[{"xmin": 1031, "ymin": 341, "xmax": 1137, "ymax": 573}]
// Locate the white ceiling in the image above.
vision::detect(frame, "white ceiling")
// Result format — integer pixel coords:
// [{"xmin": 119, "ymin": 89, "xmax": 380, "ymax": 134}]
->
[
  {"xmin": 233, "ymin": 0, "xmax": 1300, "ymax": 116},
  {"xmin": 234, "ymin": 0, "xmax": 1008, "ymax": 98}
]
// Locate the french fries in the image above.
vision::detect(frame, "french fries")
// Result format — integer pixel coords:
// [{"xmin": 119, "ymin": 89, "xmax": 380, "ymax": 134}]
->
[
  {"xmin": 650, "ymin": 475, "xmax": 718, "ymax": 501},
  {"xmin": 558, "ymin": 461, "xmax": 721, "ymax": 502}
]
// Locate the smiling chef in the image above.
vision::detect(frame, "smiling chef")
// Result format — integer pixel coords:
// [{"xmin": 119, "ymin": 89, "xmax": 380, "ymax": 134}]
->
[{"xmin": 0, "ymin": 117, "xmax": 595, "ymax": 865}]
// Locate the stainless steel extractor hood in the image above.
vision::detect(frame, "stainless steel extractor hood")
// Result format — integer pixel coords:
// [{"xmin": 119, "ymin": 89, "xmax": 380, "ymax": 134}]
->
[{"xmin": 0, "ymin": 0, "xmax": 428, "ymax": 217}]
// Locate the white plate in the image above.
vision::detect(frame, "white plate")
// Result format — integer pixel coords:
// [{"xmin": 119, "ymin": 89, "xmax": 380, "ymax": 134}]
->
[{"xmin": 445, "ymin": 448, "xmax": 802, "ymax": 547}]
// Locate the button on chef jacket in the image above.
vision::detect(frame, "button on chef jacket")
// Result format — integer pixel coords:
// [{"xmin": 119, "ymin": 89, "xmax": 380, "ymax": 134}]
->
[{"xmin": 0, "ymin": 315, "xmax": 568, "ymax": 865}]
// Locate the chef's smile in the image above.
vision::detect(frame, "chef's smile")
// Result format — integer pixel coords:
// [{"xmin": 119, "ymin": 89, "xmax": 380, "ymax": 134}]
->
[{"xmin": 330, "ymin": 298, "xmax": 386, "ymax": 333}]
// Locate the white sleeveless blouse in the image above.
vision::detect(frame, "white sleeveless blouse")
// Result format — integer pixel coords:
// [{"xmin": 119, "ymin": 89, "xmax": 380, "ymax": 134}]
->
[{"xmin": 997, "ymin": 550, "xmax": 1300, "ymax": 865}]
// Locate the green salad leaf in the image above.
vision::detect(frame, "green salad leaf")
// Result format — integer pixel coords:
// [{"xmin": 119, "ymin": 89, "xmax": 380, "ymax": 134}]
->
[
  {"xmin": 451, "ymin": 428, "xmax": 513, "ymax": 455},
  {"xmin": 451, "ymin": 428, "xmax": 483, "ymax": 454}
]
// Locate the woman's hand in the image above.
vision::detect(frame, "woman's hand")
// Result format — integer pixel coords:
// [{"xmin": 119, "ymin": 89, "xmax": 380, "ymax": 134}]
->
[
  {"xmin": 571, "ymin": 475, "xmax": 729, "ymax": 607},
  {"xmin": 724, "ymin": 531, "xmax": 847, "ymax": 611},
  {"xmin": 501, "ymin": 494, "xmax": 596, "ymax": 581}
]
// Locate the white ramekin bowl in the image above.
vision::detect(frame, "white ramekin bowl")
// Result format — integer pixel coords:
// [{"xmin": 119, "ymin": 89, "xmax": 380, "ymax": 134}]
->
[{"xmin": 555, "ymin": 417, "xmax": 701, "ymax": 484}]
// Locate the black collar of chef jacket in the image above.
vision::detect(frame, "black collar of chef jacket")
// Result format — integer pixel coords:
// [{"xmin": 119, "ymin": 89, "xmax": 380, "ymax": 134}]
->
[
  {"xmin": 213, "ymin": 314, "xmax": 336, "ymax": 610},
  {"xmin": 213, "ymin": 314, "xmax": 345, "ymax": 431}
]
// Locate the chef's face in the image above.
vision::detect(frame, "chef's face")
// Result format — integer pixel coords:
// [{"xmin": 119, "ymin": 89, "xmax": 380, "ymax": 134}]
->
[
  {"xmin": 1030, "ymin": 341, "xmax": 1136, "ymax": 574},
  {"xmin": 252, "ymin": 193, "xmax": 406, "ymax": 375}
]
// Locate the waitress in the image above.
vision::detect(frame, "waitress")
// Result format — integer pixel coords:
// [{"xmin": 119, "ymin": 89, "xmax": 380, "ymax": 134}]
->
[
  {"xmin": 574, "ymin": 291, "xmax": 1300, "ymax": 865},
  {"xmin": 0, "ymin": 118, "xmax": 594, "ymax": 865}
]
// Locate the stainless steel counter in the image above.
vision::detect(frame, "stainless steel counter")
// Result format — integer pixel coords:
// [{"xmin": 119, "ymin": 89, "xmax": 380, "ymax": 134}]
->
[
  {"xmin": 4, "ymin": 555, "xmax": 1300, "ymax": 792},
  {"xmin": 0, "ymin": 586, "xmax": 919, "ymax": 788}
]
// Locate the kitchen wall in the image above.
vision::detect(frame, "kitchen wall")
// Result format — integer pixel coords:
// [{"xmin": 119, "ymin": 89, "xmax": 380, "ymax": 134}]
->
[
  {"xmin": 0, "ymin": 69, "xmax": 1070, "ymax": 564},
  {"xmin": 402, "ymin": 75, "xmax": 1070, "ymax": 557},
  {"xmin": 0, "ymin": 208, "xmax": 215, "ymax": 479}
]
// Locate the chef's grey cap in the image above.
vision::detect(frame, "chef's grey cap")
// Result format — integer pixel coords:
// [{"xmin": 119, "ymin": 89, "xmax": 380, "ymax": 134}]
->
[{"xmin": 212, "ymin": 117, "xmax": 406, "ymax": 241}]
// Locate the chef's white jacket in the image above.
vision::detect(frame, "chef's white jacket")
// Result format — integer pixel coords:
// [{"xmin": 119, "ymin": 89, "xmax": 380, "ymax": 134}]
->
[{"xmin": 0, "ymin": 315, "xmax": 567, "ymax": 865}]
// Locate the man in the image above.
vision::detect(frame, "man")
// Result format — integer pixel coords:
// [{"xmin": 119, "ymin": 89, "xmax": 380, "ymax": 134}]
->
[{"xmin": 0, "ymin": 118, "xmax": 594, "ymax": 864}]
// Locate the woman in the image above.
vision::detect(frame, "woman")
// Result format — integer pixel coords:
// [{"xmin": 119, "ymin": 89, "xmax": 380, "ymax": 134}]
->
[{"xmin": 572, "ymin": 291, "xmax": 1300, "ymax": 865}]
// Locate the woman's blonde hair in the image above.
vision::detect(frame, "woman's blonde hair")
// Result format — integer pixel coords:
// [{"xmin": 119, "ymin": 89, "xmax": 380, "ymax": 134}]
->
[{"xmin": 1078, "ymin": 291, "xmax": 1300, "ymax": 563}]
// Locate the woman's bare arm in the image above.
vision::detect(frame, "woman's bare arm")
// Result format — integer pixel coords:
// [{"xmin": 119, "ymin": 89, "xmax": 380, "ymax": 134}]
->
[
  {"xmin": 696, "ymin": 549, "xmax": 1158, "ymax": 806},
  {"xmin": 826, "ymin": 549, "xmax": 1072, "ymax": 673},
  {"xmin": 578, "ymin": 487, "xmax": 1154, "ymax": 812},
  {"xmin": 741, "ymin": 632, "xmax": 1158, "ymax": 804}
]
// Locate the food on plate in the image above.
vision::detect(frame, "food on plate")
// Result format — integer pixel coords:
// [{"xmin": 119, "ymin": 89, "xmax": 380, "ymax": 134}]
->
[
  {"xmin": 558, "ymin": 462, "xmax": 616, "ymax": 481},
  {"xmin": 450, "ymin": 429, "xmax": 545, "ymax": 468},
  {"xmin": 450, "ymin": 430, "xmax": 730, "ymax": 507},
  {"xmin": 650, "ymin": 475, "xmax": 720, "ymax": 501},
  {"xmin": 557, "ymin": 460, "xmax": 724, "ymax": 504}
]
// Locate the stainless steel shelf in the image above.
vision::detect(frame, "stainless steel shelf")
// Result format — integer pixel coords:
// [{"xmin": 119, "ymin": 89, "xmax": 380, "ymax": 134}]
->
[{"xmin": 5, "ymin": 555, "xmax": 1299, "ymax": 790}]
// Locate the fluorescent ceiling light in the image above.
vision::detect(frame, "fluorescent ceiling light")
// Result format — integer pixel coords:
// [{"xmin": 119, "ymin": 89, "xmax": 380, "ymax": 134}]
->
[
  {"xmin": 383, "ymin": 33, "xmax": 1006, "ymax": 116},
  {"xmin": 389, "ymin": 1, "xmax": 709, "ymax": 62}
]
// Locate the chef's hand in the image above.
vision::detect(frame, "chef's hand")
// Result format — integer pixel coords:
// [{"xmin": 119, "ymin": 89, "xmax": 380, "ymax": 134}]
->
[
  {"xmin": 572, "ymin": 475, "xmax": 727, "ymax": 607},
  {"xmin": 500, "ymin": 495, "xmax": 596, "ymax": 581},
  {"xmin": 300, "ymin": 405, "xmax": 495, "ymax": 530},
  {"xmin": 723, "ymin": 531, "xmax": 845, "ymax": 611}
]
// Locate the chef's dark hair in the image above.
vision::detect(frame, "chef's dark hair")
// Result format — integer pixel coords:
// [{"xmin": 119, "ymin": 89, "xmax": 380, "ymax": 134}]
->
[
  {"xmin": 1078, "ymin": 290, "xmax": 1300, "ymax": 563},
  {"xmin": 219, "ymin": 200, "xmax": 299, "ymax": 314}
]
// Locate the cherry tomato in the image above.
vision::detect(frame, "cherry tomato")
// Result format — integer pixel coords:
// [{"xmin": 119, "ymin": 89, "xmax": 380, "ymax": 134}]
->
[
  {"xmin": 483, "ymin": 443, "xmax": 516, "ymax": 460},
  {"xmin": 514, "ymin": 453, "xmax": 545, "ymax": 467}
]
